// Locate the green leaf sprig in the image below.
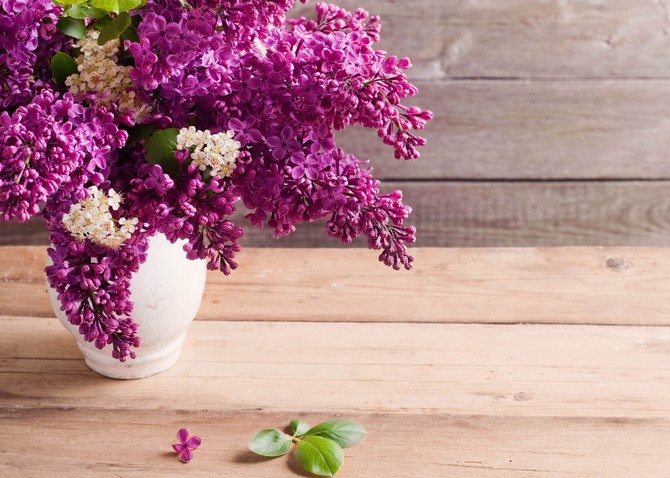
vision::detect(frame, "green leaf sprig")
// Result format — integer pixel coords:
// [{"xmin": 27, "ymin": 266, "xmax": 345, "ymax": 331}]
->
[
  {"xmin": 52, "ymin": 0, "xmax": 146, "ymax": 16},
  {"xmin": 249, "ymin": 419, "xmax": 367, "ymax": 477}
]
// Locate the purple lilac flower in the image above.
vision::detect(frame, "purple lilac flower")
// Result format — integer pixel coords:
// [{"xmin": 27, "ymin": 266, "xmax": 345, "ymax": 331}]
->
[
  {"xmin": 1, "ymin": 0, "xmax": 432, "ymax": 362},
  {"xmin": 45, "ymin": 224, "xmax": 149, "ymax": 362},
  {"xmin": 172, "ymin": 428, "xmax": 202, "ymax": 463},
  {"xmin": 0, "ymin": 0, "xmax": 62, "ymax": 108},
  {"xmin": 0, "ymin": 89, "xmax": 84, "ymax": 222},
  {"xmin": 266, "ymin": 125, "xmax": 301, "ymax": 161},
  {"xmin": 128, "ymin": 160, "xmax": 243, "ymax": 275}
]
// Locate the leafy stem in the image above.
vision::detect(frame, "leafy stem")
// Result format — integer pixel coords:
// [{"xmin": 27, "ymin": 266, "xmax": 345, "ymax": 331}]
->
[{"xmin": 248, "ymin": 419, "xmax": 367, "ymax": 477}]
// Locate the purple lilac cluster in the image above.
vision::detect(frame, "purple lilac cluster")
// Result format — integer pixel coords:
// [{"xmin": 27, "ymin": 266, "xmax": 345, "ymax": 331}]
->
[
  {"xmin": 46, "ymin": 226, "xmax": 147, "ymax": 361},
  {"xmin": 0, "ymin": 0, "xmax": 432, "ymax": 361},
  {"xmin": 0, "ymin": 0, "xmax": 63, "ymax": 108}
]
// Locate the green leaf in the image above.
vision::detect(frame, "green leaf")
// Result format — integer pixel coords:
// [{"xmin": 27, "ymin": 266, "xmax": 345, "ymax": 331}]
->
[
  {"xmin": 50, "ymin": 52, "xmax": 79, "ymax": 87},
  {"xmin": 90, "ymin": 0, "xmax": 118, "ymax": 12},
  {"xmin": 121, "ymin": 24, "xmax": 139, "ymax": 43},
  {"xmin": 118, "ymin": 0, "xmax": 144, "ymax": 11},
  {"xmin": 90, "ymin": 0, "xmax": 143, "ymax": 13},
  {"xmin": 144, "ymin": 128, "xmax": 181, "ymax": 175},
  {"xmin": 64, "ymin": 4, "xmax": 108, "ymax": 19},
  {"xmin": 290, "ymin": 419, "xmax": 311, "ymax": 437},
  {"xmin": 304, "ymin": 420, "xmax": 367, "ymax": 449},
  {"xmin": 248, "ymin": 429, "xmax": 292, "ymax": 457},
  {"xmin": 97, "ymin": 11, "xmax": 131, "ymax": 45},
  {"xmin": 52, "ymin": 0, "xmax": 87, "ymax": 6},
  {"xmin": 56, "ymin": 17, "xmax": 86, "ymax": 39},
  {"xmin": 295, "ymin": 436, "xmax": 343, "ymax": 477},
  {"xmin": 92, "ymin": 16, "xmax": 111, "ymax": 31},
  {"xmin": 125, "ymin": 123, "xmax": 155, "ymax": 146}
]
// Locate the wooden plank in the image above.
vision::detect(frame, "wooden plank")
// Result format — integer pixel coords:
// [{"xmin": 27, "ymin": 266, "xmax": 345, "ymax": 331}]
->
[
  {"xmin": 0, "ymin": 219, "xmax": 49, "ymax": 246},
  {"xmin": 2, "ymin": 247, "xmax": 670, "ymax": 325},
  {"xmin": 292, "ymin": 0, "xmax": 670, "ymax": 80},
  {"xmin": 336, "ymin": 80, "xmax": 670, "ymax": 180},
  {"xmin": 4, "ymin": 179, "xmax": 670, "ymax": 248},
  {"xmin": 400, "ymin": 181, "xmax": 670, "ymax": 247},
  {"xmin": 230, "ymin": 181, "xmax": 670, "ymax": 247},
  {"xmin": 1, "ymin": 408, "xmax": 668, "ymax": 477},
  {"xmin": 2, "ymin": 318, "xmax": 670, "ymax": 418},
  {"xmin": 0, "ymin": 219, "xmax": 47, "ymax": 246}
]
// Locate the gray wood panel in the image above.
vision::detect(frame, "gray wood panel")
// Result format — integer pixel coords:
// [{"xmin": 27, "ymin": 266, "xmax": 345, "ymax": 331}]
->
[
  {"xmin": 3, "ymin": 1, "xmax": 668, "ymax": 247},
  {"xmin": 3, "ymin": 181, "xmax": 670, "ymax": 247},
  {"xmin": 292, "ymin": 0, "xmax": 670, "ymax": 80},
  {"xmin": 238, "ymin": 181, "xmax": 670, "ymax": 247},
  {"xmin": 339, "ymin": 80, "xmax": 670, "ymax": 180}
]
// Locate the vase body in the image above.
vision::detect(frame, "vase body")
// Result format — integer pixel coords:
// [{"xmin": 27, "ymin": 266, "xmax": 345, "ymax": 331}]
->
[{"xmin": 47, "ymin": 234, "xmax": 207, "ymax": 379}]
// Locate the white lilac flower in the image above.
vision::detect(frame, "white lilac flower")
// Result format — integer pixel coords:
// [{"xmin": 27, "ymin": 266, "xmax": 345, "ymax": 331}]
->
[
  {"xmin": 62, "ymin": 186, "xmax": 139, "ymax": 249},
  {"xmin": 65, "ymin": 30, "xmax": 151, "ymax": 123},
  {"xmin": 176, "ymin": 127, "xmax": 241, "ymax": 178}
]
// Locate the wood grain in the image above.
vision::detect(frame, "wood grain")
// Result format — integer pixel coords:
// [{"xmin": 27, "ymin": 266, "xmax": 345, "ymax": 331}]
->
[
  {"xmin": 1, "ymin": 408, "xmax": 668, "ymax": 477},
  {"xmin": 403, "ymin": 181, "xmax": 670, "ymax": 247},
  {"xmin": 3, "ymin": 246, "xmax": 668, "ymax": 476},
  {"xmin": 2, "ymin": 317, "xmax": 670, "ymax": 419},
  {"xmin": 235, "ymin": 180, "xmax": 670, "ymax": 247},
  {"xmin": 3, "ymin": 247, "xmax": 670, "ymax": 326},
  {"xmin": 337, "ymin": 80, "xmax": 670, "ymax": 180},
  {"xmin": 4, "ymin": 180, "xmax": 670, "ymax": 248},
  {"xmin": 292, "ymin": 0, "xmax": 670, "ymax": 80}
]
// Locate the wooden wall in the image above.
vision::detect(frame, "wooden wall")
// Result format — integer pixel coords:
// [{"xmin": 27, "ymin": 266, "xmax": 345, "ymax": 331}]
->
[{"xmin": 3, "ymin": 0, "xmax": 670, "ymax": 247}]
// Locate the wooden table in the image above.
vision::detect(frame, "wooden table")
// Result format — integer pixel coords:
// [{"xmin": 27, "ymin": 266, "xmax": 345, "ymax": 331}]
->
[{"xmin": 1, "ymin": 247, "xmax": 669, "ymax": 476}]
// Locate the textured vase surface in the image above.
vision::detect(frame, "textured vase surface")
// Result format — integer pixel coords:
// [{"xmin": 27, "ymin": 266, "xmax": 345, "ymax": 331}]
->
[{"xmin": 48, "ymin": 234, "xmax": 207, "ymax": 379}]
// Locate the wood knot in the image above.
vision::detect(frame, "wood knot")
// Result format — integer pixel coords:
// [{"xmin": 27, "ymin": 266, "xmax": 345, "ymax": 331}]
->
[
  {"xmin": 513, "ymin": 392, "xmax": 532, "ymax": 402},
  {"xmin": 606, "ymin": 257, "xmax": 630, "ymax": 272}
]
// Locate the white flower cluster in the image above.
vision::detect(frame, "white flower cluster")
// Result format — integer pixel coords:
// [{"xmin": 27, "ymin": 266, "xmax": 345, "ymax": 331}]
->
[
  {"xmin": 65, "ymin": 30, "xmax": 151, "ymax": 123},
  {"xmin": 176, "ymin": 127, "xmax": 241, "ymax": 178},
  {"xmin": 62, "ymin": 187, "xmax": 139, "ymax": 249}
]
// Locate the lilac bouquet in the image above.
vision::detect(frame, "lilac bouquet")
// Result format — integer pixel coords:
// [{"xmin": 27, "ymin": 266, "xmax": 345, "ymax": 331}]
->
[{"xmin": 0, "ymin": 0, "xmax": 432, "ymax": 361}]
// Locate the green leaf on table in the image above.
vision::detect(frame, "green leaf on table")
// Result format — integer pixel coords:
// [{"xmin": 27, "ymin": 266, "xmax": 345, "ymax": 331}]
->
[
  {"xmin": 144, "ymin": 128, "xmax": 180, "ymax": 175},
  {"xmin": 50, "ymin": 52, "xmax": 79, "ymax": 87},
  {"xmin": 91, "ymin": 0, "xmax": 143, "ymax": 13},
  {"xmin": 295, "ymin": 435, "xmax": 343, "ymax": 477},
  {"xmin": 64, "ymin": 4, "xmax": 108, "ymax": 19},
  {"xmin": 290, "ymin": 419, "xmax": 311, "ymax": 437},
  {"xmin": 56, "ymin": 17, "xmax": 86, "ymax": 39},
  {"xmin": 248, "ymin": 428, "xmax": 292, "ymax": 457},
  {"xmin": 304, "ymin": 419, "xmax": 367, "ymax": 449},
  {"xmin": 97, "ymin": 11, "xmax": 131, "ymax": 45}
]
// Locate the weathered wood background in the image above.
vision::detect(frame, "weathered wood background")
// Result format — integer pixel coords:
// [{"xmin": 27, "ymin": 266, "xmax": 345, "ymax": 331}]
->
[{"xmin": 3, "ymin": 0, "xmax": 669, "ymax": 247}]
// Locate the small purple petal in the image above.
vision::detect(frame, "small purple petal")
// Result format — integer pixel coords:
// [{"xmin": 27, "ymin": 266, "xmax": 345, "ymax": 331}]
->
[
  {"xmin": 177, "ymin": 428, "xmax": 190, "ymax": 444},
  {"xmin": 185, "ymin": 436, "xmax": 202, "ymax": 449},
  {"xmin": 179, "ymin": 448, "xmax": 194, "ymax": 463}
]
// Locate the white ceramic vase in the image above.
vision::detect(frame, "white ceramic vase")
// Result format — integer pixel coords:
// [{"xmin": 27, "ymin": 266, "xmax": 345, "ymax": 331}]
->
[{"xmin": 47, "ymin": 234, "xmax": 207, "ymax": 379}]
